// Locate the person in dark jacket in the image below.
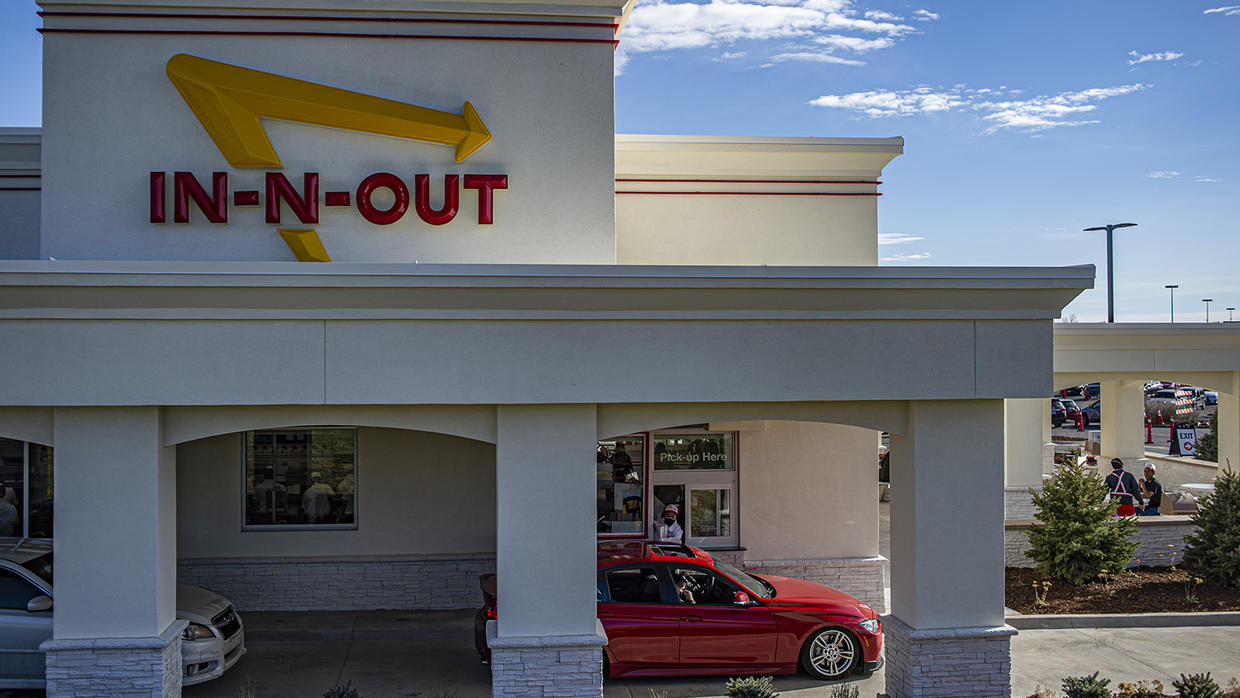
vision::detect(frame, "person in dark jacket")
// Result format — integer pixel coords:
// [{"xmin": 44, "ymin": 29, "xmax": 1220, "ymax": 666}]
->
[
  {"xmin": 1104, "ymin": 458, "xmax": 1144, "ymax": 516},
  {"xmin": 1139, "ymin": 464, "xmax": 1163, "ymax": 516}
]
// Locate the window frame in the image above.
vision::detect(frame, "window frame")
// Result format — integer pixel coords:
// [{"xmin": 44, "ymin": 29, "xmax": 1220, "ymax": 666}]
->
[
  {"xmin": 240, "ymin": 426, "xmax": 360, "ymax": 532},
  {"xmin": 598, "ymin": 564, "xmax": 675, "ymax": 605},
  {"xmin": 596, "ymin": 429, "xmax": 740, "ymax": 549}
]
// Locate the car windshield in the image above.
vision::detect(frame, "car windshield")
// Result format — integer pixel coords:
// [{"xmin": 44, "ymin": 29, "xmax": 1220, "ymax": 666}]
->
[
  {"xmin": 710, "ymin": 557, "xmax": 774, "ymax": 599},
  {"xmin": 1062, "ymin": 400, "xmax": 1078, "ymax": 409},
  {"xmin": 21, "ymin": 552, "xmax": 52, "ymax": 587}
]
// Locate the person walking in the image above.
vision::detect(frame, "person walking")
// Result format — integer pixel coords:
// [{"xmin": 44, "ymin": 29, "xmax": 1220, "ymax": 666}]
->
[{"xmin": 1104, "ymin": 458, "xmax": 1144, "ymax": 517}]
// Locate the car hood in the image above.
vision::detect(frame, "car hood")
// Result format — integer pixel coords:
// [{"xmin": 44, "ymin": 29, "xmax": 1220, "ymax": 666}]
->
[
  {"xmin": 176, "ymin": 584, "xmax": 232, "ymax": 624},
  {"xmin": 759, "ymin": 575, "xmax": 874, "ymax": 618}
]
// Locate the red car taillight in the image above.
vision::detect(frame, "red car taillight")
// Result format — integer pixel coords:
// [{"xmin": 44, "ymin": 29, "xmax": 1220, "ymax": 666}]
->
[{"xmin": 484, "ymin": 605, "xmax": 498, "ymax": 620}]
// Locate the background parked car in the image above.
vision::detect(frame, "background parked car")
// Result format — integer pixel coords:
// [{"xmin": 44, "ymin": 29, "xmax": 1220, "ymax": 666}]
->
[
  {"xmin": 1060, "ymin": 399, "xmax": 1082, "ymax": 426},
  {"xmin": 0, "ymin": 544, "xmax": 245, "ymax": 689},
  {"xmin": 1205, "ymin": 390, "xmax": 1218, "ymax": 406},
  {"xmin": 1050, "ymin": 399, "xmax": 1066, "ymax": 427},
  {"xmin": 1081, "ymin": 400, "xmax": 1100, "ymax": 427}
]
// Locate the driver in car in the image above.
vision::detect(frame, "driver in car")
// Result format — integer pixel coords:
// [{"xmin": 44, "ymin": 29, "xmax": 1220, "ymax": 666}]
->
[{"xmin": 674, "ymin": 572, "xmax": 696, "ymax": 604}]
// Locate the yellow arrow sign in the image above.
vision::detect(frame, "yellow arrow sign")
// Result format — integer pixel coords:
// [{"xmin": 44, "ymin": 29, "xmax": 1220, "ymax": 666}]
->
[{"xmin": 166, "ymin": 53, "xmax": 492, "ymax": 167}]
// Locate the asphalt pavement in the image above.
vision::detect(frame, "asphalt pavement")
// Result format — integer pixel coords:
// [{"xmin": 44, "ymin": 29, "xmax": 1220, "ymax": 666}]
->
[{"xmin": 179, "ymin": 612, "xmax": 1240, "ymax": 698}]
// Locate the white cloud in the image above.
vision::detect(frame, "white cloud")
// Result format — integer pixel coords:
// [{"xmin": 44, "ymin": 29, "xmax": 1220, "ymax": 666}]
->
[
  {"xmin": 1145, "ymin": 170, "xmax": 1181, "ymax": 179},
  {"xmin": 1204, "ymin": 5, "xmax": 1240, "ymax": 15},
  {"xmin": 617, "ymin": 0, "xmax": 919, "ymax": 73},
  {"xmin": 881, "ymin": 252, "xmax": 932, "ymax": 262},
  {"xmin": 1194, "ymin": 176, "xmax": 1222, "ymax": 182},
  {"xmin": 773, "ymin": 52, "xmax": 867, "ymax": 65},
  {"xmin": 718, "ymin": 50, "xmax": 749, "ymax": 59},
  {"xmin": 878, "ymin": 233, "xmax": 924, "ymax": 245},
  {"xmin": 809, "ymin": 83, "xmax": 1149, "ymax": 133},
  {"xmin": 1128, "ymin": 50, "xmax": 1184, "ymax": 65},
  {"xmin": 912, "ymin": 8, "xmax": 939, "ymax": 21}
]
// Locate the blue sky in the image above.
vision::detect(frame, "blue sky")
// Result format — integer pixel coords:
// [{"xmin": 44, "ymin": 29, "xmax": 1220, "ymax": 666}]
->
[{"xmin": 3, "ymin": 2, "xmax": 1238, "ymax": 322}]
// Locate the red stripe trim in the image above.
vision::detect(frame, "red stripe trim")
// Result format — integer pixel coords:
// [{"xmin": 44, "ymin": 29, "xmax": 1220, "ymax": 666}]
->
[
  {"xmin": 616, "ymin": 178, "xmax": 879, "ymax": 184},
  {"xmin": 37, "ymin": 28, "xmax": 619, "ymax": 45},
  {"xmin": 38, "ymin": 10, "xmax": 619, "ymax": 31},
  {"xmin": 616, "ymin": 191, "xmax": 882, "ymax": 196}
]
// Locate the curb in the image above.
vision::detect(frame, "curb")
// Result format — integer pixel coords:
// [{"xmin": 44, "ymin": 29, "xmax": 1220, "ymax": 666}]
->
[{"xmin": 1006, "ymin": 611, "xmax": 1240, "ymax": 630}]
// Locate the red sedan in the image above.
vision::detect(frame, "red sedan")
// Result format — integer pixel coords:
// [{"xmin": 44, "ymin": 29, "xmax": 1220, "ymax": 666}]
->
[{"xmin": 475, "ymin": 540, "xmax": 882, "ymax": 680}]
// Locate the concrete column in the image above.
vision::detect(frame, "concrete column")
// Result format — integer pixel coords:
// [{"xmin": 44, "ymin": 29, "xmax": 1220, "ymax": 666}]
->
[
  {"xmin": 1004, "ymin": 398, "xmax": 1045, "ymax": 519},
  {"xmin": 42, "ymin": 407, "xmax": 183, "ymax": 697},
  {"xmin": 1100, "ymin": 379, "xmax": 1146, "ymax": 465},
  {"xmin": 887, "ymin": 400, "xmax": 1015, "ymax": 698},
  {"xmin": 490, "ymin": 404, "xmax": 605, "ymax": 698},
  {"xmin": 1218, "ymin": 371, "xmax": 1239, "ymax": 473}
]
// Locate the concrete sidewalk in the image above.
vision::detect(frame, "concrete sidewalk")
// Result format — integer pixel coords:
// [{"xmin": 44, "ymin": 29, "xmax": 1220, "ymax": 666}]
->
[{"xmin": 179, "ymin": 611, "xmax": 1240, "ymax": 698}]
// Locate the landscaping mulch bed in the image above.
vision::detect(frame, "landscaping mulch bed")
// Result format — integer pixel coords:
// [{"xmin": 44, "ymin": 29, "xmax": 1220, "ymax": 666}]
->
[{"xmin": 1006, "ymin": 566, "xmax": 1240, "ymax": 615}]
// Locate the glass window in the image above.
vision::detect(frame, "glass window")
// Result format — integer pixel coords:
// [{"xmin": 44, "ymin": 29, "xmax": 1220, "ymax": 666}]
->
[
  {"xmin": 671, "ymin": 566, "xmax": 740, "ymax": 605},
  {"xmin": 0, "ymin": 440, "xmax": 22, "ymax": 538},
  {"xmin": 605, "ymin": 567, "xmax": 663, "ymax": 603},
  {"xmin": 596, "ymin": 436, "xmax": 645, "ymax": 535},
  {"xmin": 653, "ymin": 433, "xmax": 734, "ymax": 471},
  {"xmin": 28, "ymin": 445, "xmax": 52, "ymax": 539},
  {"xmin": 245, "ymin": 429, "xmax": 356, "ymax": 528},
  {"xmin": 652, "ymin": 484, "xmax": 685, "ymax": 543},
  {"xmin": 690, "ymin": 488, "xmax": 732, "ymax": 539},
  {"xmin": 0, "ymin": 570, "xmax": 43, "ymax": 610},
  {"xmin": 0, "ymin": 439, "xmax": 52, "ymax": 539}
]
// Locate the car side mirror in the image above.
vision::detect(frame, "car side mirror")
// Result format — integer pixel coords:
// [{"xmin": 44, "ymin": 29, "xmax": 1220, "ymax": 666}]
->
[
  {"xmin": 27, "ymin": 595, "xmax": 52, "ymax": 613},
  {"xmin": 734, "ymin": 591, "xmax": 754, "ymax": 606}
]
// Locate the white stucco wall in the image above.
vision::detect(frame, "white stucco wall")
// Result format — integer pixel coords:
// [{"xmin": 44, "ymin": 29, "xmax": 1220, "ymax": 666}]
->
[
  {"xmin": 176, "ymin": 427, "xmax": 496, "ymax": 558},
  {"xmin": 718, "ymin": 420, "xmax": 879, "ymax": 560},
  {"xmin": 615, "ymin": 136, "xmax": 901, "ymax": 266}
]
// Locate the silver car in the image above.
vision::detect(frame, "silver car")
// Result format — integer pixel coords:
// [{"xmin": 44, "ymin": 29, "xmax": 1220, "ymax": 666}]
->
[{"xmin": 0, "ymin": 544, "xmax": 245, "ymax": 688}]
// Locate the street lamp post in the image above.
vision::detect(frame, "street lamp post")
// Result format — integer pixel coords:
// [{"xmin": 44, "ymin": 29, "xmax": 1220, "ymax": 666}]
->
[
  {"xmin": 1203, "ymin": 298, "xmax": 1213, "ymax": 322},
  {"xmin": 1084, "ymin": 223, "xmax": 1138, "ymax": 322},
  {"xmin": 1165, "ymin": 284, "xmax": 1178, "ymax": 323},
  {"xmin": 1228, "ymin": 307, "xmax": 1236, "ymax": 322}
]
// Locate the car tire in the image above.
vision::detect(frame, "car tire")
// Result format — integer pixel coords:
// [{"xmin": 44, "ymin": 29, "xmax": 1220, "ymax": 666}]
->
[
  {"xmin": 799, "ymin": 627, "xmax": 860, "ymax": 680},
  {"xmin": 602, "ymin": 650, "xmax": 610, "ymax": 679}
]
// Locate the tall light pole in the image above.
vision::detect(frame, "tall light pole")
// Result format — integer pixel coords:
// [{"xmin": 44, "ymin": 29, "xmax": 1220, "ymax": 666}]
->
[
  {"xmin": 1084, "ymin": 222, "xmax": 1138, "ymax": 322},
  {"xmin": 1165, "ymin": 284, "xmax": 1178, "ymax": 323},
  {"xmin": 1228, "ymin": 307, "xmax": 1236, "ymax": 322},
  {"xmin": 1203, "ymin": 298, "xmax": 1213, "ymax": 322}
]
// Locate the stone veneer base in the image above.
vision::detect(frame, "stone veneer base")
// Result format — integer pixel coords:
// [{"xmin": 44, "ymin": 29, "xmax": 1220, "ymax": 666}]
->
[
  {"xmin": 882, "ymin": 615, "xmax": 1016, "ymax": 698},
  {"xmin": 41, "ymin": 620, "xmax": 186, "ymax": 698},
  {"xmin": 1004, "ymin": 486, "xmax": 1039, "ymax": 521},
  {"xmin": 746, "ymin": 556, "xmax": 887, "ymax": 613},
  {"xmin": 486, "ymin": 620, "xmax": 607, "ymax": 698},
  {"xmin": 178, "ymin": 553, "xmax": 496, "ymax": 610}
]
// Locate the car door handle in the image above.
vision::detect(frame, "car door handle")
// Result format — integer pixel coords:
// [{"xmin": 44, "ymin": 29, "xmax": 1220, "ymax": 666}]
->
[{"xmin": 679, "ymin": 615, "xmax": 701, "ymax": 622}]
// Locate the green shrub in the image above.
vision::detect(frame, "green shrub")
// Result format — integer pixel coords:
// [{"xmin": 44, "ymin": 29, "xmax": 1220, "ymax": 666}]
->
[
  {"xmin": 1062, "ymin": 671, "xmax": 1111, "ymax": 698},
  {"xmin": 1174, "ymin": 673, "xmax": 1221, "ymax": 698},
  {"xmin": 725, "ymin": 675, "xmax": 778, "ymax": 698},
  {"xmin": 1183, "ymin": 469, "xmax": 1240, "ymax": 590},
  {"xmin": 1196, "ymin": 412, "xmax": 1218, "ymax": 462},
  {"xmin": 323, "ymin": 681, "xmax": 361, "ymax": 698},
  {"xmin": 1027, "ymin": 462, "xmax": 1138, "ymax": 584}
]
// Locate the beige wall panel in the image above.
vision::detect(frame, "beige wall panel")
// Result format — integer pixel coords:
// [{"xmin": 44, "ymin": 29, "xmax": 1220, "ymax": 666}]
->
[
  {"xmin": 0, "ymin": 407, "xmax": 53, "ymax": 445},
  {"xmin": 0, "ymin": 320, "xmax": 326, "ymax": 405},
  {"xmin": 176, "ymin": 428, "xmax": 496, "ymax": 558},
  {"xmin": 616, "ymin": 195, "xmax": 877, "ymax": 266},
  {"xmin": 735, "ymin": 421, "xmax": 878, "ymax": 560},
  {"xmin": 324, "ymin": 319, "xmax": 979, "ymax": 404},
  {"xmin": 975, "ymin": 320, "xmax": 1052, "ymax": 397}
]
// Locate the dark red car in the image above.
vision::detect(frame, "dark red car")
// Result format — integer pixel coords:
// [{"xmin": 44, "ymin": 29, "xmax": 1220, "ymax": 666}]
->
[{"xmin": 475, "ymin": 540, "xmax": 882, "ymax": 680}]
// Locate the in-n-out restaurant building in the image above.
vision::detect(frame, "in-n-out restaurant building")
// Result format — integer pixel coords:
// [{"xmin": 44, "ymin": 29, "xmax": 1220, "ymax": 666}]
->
[{"xmin": 0, "ymin": 1, "xmax": 1093, "ymax": 695}]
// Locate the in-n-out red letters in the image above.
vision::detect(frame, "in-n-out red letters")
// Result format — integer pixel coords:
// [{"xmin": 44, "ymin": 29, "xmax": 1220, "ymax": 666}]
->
[{"xmin": 150, "ymin": 171, "xmax": 508, "ymax": 226}]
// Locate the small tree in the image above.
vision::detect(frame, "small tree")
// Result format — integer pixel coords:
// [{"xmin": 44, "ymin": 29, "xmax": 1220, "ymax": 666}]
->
[
  {"xmin": 1026, "ymin": 461, "xmax": 1138, "ymax": 584},
  {"xmin": 1183, "ymin": 467, "xmax": 1240, "ymax": 589},
  {"xmin": 1196, "ymin": 411, "xmax": 1218, "ymax": 462}
]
